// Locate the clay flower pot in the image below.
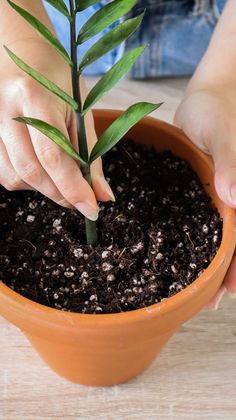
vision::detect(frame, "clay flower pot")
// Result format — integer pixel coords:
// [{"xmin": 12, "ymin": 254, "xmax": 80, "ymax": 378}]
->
[{"xmin": 0, "ymin": 110, "xmax": 235, "ymax": 386}]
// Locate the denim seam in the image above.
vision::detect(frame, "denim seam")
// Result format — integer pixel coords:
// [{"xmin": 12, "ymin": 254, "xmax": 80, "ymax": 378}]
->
[
  {"xmin": 191, "ymin": 0, "xmax": 211, "ymax": 15},
  {"xmin": 212, "ymin": 0, "xmax": 221, "ymax": 19}
]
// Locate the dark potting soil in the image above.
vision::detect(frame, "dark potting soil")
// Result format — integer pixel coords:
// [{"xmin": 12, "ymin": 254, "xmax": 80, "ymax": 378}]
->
[{"xmin": 0, "ymin": 141, "xmax": 222, "ymax": 314}]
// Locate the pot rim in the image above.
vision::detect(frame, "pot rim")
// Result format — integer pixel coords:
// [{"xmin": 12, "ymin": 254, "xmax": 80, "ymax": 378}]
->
[{"xmin": 0, "ymin": 110, "xmax": 235, "ymax": 328}]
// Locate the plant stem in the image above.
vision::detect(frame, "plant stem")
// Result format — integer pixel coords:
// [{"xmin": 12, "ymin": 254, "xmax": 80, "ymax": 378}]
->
[{"xmin": 69, "ymin": 0, "xmax": 98, "ymax": 246}]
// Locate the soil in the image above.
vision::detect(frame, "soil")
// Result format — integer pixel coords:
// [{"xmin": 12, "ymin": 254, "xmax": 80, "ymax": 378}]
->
[{"xmin": 0, "ymin": 140, "xmax": 222, "ymax": 314}]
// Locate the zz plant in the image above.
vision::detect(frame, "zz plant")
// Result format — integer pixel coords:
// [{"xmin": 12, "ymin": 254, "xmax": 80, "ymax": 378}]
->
[{"xmin": 4, "ymin": 0, "xmax": 161, "ymax": 246}]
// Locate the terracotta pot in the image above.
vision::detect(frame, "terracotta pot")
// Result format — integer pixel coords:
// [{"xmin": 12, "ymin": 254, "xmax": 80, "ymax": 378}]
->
[{"xmin": 0, "ymin": 110, "xmax": 235, "ymax": 386}]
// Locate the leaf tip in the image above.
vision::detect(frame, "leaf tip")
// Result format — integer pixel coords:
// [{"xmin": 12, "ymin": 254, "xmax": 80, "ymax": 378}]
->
[
  {"xmin": 13, "ymin": 116, "xmax": 24, "ymax": 122},
  {"xmin": 3, "ymin": 45, "xmax": 10, "ymax": 54}
]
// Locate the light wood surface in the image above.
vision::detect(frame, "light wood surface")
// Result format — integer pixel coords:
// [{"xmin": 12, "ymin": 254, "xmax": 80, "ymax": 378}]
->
[{"xmin": 1, "ymin": 78, "xmax": 236, "ymax": 420}]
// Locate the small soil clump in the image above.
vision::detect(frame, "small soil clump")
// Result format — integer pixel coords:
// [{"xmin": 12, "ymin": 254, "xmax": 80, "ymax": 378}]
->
[{"xmin": 0, "ymin": 141, "xmax": 222, "ymax": 313}]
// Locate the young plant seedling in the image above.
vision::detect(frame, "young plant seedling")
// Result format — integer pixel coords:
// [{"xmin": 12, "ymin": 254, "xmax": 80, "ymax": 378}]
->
[{"xmin": 5, "ymin": 0, "xmax": 162, "ymax": 246}]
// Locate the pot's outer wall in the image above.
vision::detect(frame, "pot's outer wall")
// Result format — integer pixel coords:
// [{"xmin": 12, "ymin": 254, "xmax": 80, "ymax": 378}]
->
[{"xmin": 0, "ymin": 111, "xmax": 235, "ymax": 386}]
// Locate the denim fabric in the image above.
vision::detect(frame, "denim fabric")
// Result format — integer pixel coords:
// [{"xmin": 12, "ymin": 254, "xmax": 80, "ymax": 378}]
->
[
  {"xmin": 216, "ymin": 0, "xmax": 227, "ymax": 13},
  {"xmin": 43, "ymin": 0, "xmax": 124, "ymax": 75},
  {"xmin": 43, "ymin": 0, "xmax": 227, "ymax": 78}
]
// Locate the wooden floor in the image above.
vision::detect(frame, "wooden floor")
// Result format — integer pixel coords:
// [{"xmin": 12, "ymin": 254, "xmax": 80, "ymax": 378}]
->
[{"xmin": 1, "ymin": 78, "xmax": 236, "ymax": 420}]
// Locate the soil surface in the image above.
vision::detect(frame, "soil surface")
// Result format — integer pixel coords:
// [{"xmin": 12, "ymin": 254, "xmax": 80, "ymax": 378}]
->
[{"xmin": 0, "ymin": 141, "xmax": 222, "ymax": 314}]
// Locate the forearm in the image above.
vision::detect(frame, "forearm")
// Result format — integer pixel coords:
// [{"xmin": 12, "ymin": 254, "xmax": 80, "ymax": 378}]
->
[
  {"xmin": 0, "ymin": 0, "xmax": 55, "ymax": 46},
  {"xmin": 187, "ymin": 0, "xmax": 236, "ymax": 92}
]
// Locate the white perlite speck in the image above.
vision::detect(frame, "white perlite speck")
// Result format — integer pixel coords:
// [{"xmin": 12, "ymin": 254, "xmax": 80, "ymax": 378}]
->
[
  {"xmin": 64, "ymin": 271, "xmax": 74, "ymax": 278},
  {"xmin": 149, "ymin": 284, "xmax": 157, "ymax": 293},
  {"xmin": 95, "ymin": 307, "xmax": 103, "ymax": 312},
  {"xmin": 73, "ymin": 248, "xmax": 83, "ymax": 258},
  {"xmin": 102, "ymin": 262, "xmax": 113, "ymax": 272},
  {"xmin": 52, "ymin": 270, "xmax": 60, "ymax": 277},
  {"xmin": 171, "ymin": 265, "xmax": 178, "ymax": 274},
  {"xmin": 26, "ymin": 215, "xmax": 35, "ymax": 223},
  {"xmin": 190, "ymin": 263, "xmax": 197, "ymax": 269},
  {"xmin": 43, "ymin": 250, "xmax": 51, "ymax": 257},
  {"xmin": 202, "ymin": 224, "xmax": 209, "ymax": 234},
  {"xmin": 116, "ymin": 186, "xmax": 123, "ymax": 192},
  {"xmin": 16, "ymin": 210, "xmax": 24, "ymax": 216},
  {"xmin": 169, "ymin": 282, "xmax": 183, "ymax": 291},
  {"xmin": 53, "ymin": 219, "xmax": 61, "ymax": 228},
  {"xmin": 29, "ymin": 201, "xmax": 37, "ymax": 209},
  {"xmin": 107, "ymin": 274, "xmax": 115, "ymax": 282},
  {"xmin": 131, "ymin": 241, "xmax": 144, "ymax": 254},
  {"xmin": 101, "ymin": 250, "xmax": 109, "ymax": 259},
  {"xmin": 81, "ymin": 271, "xmax": 89, "ymax": 279}
]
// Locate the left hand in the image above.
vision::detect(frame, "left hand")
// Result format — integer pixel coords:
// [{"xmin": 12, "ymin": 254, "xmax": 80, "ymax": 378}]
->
[{"xmin": 174, "ymin": 87, "xmax": 236, "ymax": 309}]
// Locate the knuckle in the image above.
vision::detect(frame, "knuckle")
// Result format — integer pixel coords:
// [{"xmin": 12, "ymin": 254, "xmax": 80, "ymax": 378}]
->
[
  {"xmin": 56, "ymin": 179, "xmax": 81, "ymax": 204},
  {"xmin": 16, "ymin": 76, "xmax": 37, "ymax": 100},
  {"xmin": 39, "ymin": 145, "xmax": 62, "ymax": 168},
  {"xmin": 56, "ymin": 178, "xmax": 73, "ymax": 196},
  {"xmin": 18, "ymin": 161, "xmax": 41, "ymax": 184},
  {"xmin": 4, "ymin": 175, "xmax": 23, "ymax": 191},
  {"xmin": 15, "ymin": 76, "xmax": 35, "ymax": 92},
  {"xmin": 57, "ymin": 198, "xmax": 73, "ymax": 208},
  {"xmin": 230, "ymin": 157, "xmax": 236, "ymax": 170}
]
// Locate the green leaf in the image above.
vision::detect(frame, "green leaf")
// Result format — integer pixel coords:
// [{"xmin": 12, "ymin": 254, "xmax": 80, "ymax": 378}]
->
[
  {"xmin": 6, "ymin": 0, "xmax": 71, "ymax": 65},
  {"xmin": 90, "ymin": 102, "xmax": 163, "ymax": 163},
  {"xmin": 83, "ymin": 46, "xmax": 146, "ymax": 114},
  {"xmin": 77, "ymin": 0, "xmax": 137, "ymax": 44},
  {"xmin": 76, "ymin": 0, "xmax": 100, "ymax": 11},
  {"xmin": 4, "ymin": 47, "xmax": 78, "ymax": 112},
  {"xmin": 79, "ymin": 13, "xmax": 144, "ymax": 72},
  {"xmin": 44, "ymin": 0, "xmax": 71, "ymax": 19},
  {"xmin": 14, "ymin": 117, "xmax": 86, "ymax": 166}
]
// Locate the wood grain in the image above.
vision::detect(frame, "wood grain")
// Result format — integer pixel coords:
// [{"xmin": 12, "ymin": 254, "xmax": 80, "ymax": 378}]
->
[{"xmin": 0, "ymin": 77, "xmax": 235, "ymax": 420}]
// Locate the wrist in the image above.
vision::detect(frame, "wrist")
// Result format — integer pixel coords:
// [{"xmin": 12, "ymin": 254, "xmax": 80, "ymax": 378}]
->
[
  {"xmin": 187, "ymin": 1, "xmax": 236, "ymax": 95},
  {"xmin": 186, "ymin": 50, "xmax": 236, "ymax": 98}
]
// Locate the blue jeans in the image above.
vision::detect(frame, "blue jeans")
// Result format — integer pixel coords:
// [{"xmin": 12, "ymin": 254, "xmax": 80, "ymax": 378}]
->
[{"xmin": 43, "ymin": 0, "xmax": 227, "ymax": 78}]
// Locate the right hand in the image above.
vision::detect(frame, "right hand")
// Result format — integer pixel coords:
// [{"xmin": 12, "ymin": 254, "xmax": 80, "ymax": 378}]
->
[{"xmin": 0, "ymin": 39, "xmax": 114, "ymax": 221}]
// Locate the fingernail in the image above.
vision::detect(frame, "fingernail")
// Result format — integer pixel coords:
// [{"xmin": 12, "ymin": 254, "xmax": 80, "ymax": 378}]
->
[
  {"xmin": 228, "ymin": 292, "xmax": 236, "ymax": 300},
  {"xmin": 209, "ymin": 287, "xmax": 226, "ymax": 311},
  {"xmin": 99, "ymin": 176, "xmax": 116, "ymax": 202},
  {"xmin": 74, "ymin": 202, "xmax": 99, "ymax": 221},
  {"xmin": 230, "ymin": 185, "xmax": 236, "ymax": 206}
]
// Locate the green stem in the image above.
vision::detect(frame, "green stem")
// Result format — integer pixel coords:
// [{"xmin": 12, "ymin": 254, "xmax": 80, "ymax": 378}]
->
[{"xmin": 69, "ymin": 0, "xmax": 98, "ymax": 246}]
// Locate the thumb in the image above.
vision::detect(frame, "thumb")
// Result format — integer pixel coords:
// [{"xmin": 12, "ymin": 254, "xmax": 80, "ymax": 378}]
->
[{"xmin": 210, "ymin": 128, "xmax": 236, "ymax": 208}]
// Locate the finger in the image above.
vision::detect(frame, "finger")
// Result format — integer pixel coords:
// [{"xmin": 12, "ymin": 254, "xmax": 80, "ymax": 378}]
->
[
  {"xmin": 68, "ymin": 109, "xmax": 115, "ymax": 202},
  {"xmin": 24, "ymin": 104, "xmax": 99, "ymax": 221},
  {"xmin": 0, "ymin": 138, "xmax": 32, "ymax": 191},
  {"xmin": 224, "ymin": 254, "xmax": 236, "ymax": 296},
  {"xmin": 207, "ymin": 285, "xmax": 226, "ymax": 310},
  {"xmin": 0, "ymin": 119, "xmax": 71, "ymax": 208},
  {"xmin": 210, "ymin": 123, "xmax": 236, "ymax": 208},
  {"xmin": 91, "ymin": 160, "xmax": 116, "ymax": 203}
]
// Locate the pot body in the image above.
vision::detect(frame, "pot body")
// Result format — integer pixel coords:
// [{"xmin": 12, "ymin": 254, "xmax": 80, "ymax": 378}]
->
[{"xmin": 0, "ymin": 111, "xmax": 235, "ymax": 386}]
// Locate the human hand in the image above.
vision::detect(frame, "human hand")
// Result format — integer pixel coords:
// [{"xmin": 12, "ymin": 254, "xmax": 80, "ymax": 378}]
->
[
  {"xmin": 174, "ymin": 87, "xmax": 236, "ymax": 309},
  {"xmin": 0, "ymin": 39, "xmax": 114, "ymax": 221}
]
